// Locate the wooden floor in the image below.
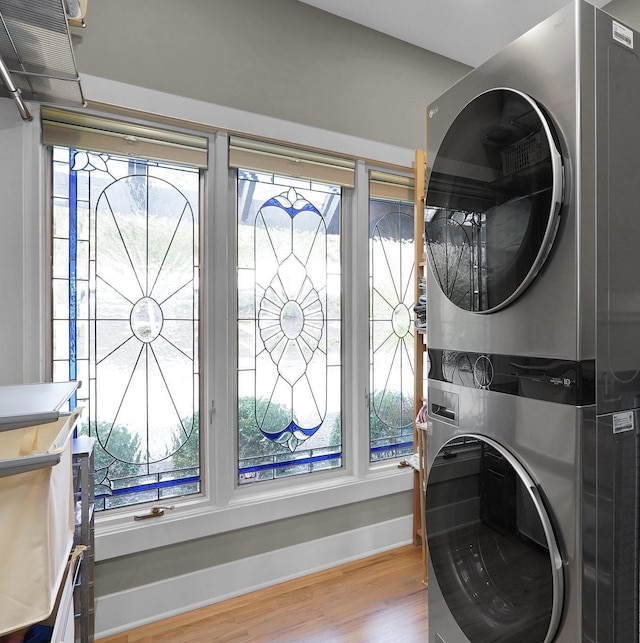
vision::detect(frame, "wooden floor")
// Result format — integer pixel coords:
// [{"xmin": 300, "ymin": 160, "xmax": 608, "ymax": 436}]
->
[{"xmin": 98, "ymin": 545, "xmax": 428, "ymax": 643}]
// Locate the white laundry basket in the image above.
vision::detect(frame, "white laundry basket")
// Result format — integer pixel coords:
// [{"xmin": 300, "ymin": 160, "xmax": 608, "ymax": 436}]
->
[{"xmin": 0, "ymin": 410, "xmax": 79, "ymax": 635}]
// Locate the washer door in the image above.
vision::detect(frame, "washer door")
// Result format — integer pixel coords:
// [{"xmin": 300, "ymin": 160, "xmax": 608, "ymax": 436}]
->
[
  {"xmin": 425, "ymin": 88, "xmax": 563, "ymax": 313},
  {"xmin": 426, "ymin": 435, "xmax": 564, "ymax": 643}
]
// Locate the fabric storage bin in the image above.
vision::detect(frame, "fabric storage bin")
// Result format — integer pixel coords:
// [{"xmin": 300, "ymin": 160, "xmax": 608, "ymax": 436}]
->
[{"xmin": 0, "ymin": 411, "xmax": 79, "ymax": 636}]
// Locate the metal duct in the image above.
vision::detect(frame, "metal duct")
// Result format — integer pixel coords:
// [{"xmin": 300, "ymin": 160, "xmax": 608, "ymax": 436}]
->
[{"xmin": 0, "ymin": 52, "xmax": 30, "ymax": 120}]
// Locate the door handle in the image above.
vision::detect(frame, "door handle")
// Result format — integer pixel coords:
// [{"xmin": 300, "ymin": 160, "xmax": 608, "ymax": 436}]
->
[{"xmin": 432, "ymin": 403, "xmax": 456, "ymax": 422}]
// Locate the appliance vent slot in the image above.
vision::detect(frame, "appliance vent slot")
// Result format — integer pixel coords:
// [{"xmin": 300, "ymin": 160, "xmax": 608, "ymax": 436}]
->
[{"xmin": 501, "ymin": 131, "xmax": 549, "ymax": 176}]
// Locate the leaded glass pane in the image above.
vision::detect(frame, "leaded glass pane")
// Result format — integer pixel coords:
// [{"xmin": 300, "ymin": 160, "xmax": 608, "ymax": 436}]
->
[
  {"xmin": 51, "ymin": 146, "xmax": 201, "ymax": 510},
  {"xmin": 369, "ymin": 197, "xmax": 415, "ymax": 462},
  {"xmin": 237, "ymin": 170, "xmax": 342, "ymax": 483},
  {"xmin": 53, "ymin": 320, "xmax": 69, "ymax": 360},
  {"xmin": 77, "ymin": 202, "xmax": 90, "ymax": 241},
  {"xmin": 52, "ymin": 278, "xmax": 69, "ymax": 318},
  {"xmin": 53, "ymin": 360, "xmax": 69, "ymax": 382},
  {"xmin": 52, "ymin": 239, "xmax": 69, "ymax": 279},
  {"xmin": 76, "ymin": 321, "xmax": 88, "ymax": 359}
]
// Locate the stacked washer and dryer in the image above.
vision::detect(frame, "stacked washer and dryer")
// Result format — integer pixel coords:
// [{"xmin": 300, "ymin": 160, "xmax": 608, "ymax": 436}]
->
[{"xmin": 423, "ymin": 1, "xmax": 640, "ymax": 641}]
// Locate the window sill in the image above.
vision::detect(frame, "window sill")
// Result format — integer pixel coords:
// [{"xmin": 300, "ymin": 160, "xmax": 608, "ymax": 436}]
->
[{"xmin": 95, "ymin": 465, "xmax": 414, "ymax": 560}]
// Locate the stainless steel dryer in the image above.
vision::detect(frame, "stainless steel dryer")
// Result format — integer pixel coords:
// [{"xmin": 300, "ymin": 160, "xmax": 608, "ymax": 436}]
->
[
  {"xmin": 424, "ymin": 1, "xmax": 640, "ymax": 642},
  {"xmin": 424, "ymin": 43, "xmax": 581, "ymax": 362}
]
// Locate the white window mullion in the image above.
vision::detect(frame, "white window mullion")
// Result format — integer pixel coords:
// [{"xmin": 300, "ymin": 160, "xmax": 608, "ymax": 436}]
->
[
  {"xmin": 209, "ymin": 131, "xmax": 235, "ymax": 506},
  {"xmin": 349, "ymin": 161, "xmax": 372, "ymax": 479},
  {"xmin": 24, "ymin": 106, "xmax": 46, "ymax": 383}
]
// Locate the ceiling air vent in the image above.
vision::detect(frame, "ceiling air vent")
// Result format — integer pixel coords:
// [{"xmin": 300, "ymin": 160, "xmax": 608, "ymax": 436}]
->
[{"xmin": 0, "ymin": 0, "xmax": 85, "ymax": 120}]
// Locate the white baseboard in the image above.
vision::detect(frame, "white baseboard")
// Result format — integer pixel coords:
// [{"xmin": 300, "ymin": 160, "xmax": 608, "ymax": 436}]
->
[{"xmin": 95, "ymin": 515, "xmax": 413, "ymax": 638}]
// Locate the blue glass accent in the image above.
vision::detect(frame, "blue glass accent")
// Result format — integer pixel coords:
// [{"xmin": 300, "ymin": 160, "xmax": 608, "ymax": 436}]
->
[
  {"xmin": 262, "ymin": 196, "xmax": 319, "ymax": 218},
  {"xmin": 238, "ymin": 450, "xmax": 342, "ymax": 475},
  {"xmin": 69, "ymin": 148, "xmax": 78, "ymax": 411},
  {"xmin": 95, "ymin": 474, "xmax": 200, "ymax": 499},
  {"xmin": 260, "ymin": 420, "xmax": 321, "ymax": 442},
  {"xmin": 292, "ymin": 422, "xmax": 321, "ymax": 437},
  {"xmin": 370, "ymin": 441, "xmax": 413, "ymax": 455}
]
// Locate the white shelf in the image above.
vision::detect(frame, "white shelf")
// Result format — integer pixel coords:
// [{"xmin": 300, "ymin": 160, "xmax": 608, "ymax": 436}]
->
[{"xmin": 0, "ymin": 381, "xmax": 79, "ymax": 430}]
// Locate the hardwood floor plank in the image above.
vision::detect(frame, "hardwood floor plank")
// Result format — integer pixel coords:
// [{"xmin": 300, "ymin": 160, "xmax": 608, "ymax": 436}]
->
[{"xmin": 98, "ymin": 545, "xmax": 427, "ymax": 642}]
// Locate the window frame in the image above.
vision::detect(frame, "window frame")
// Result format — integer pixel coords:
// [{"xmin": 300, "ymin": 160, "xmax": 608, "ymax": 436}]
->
[
  {"xmin": 235, "ymin": 170, "xmax": 344, "ymax": 484},
  {"xmin": 367, "ymin": 168, "xmax": 417, "ymax": 463},
  {"xmin": 42, "ymin": 91, "xmax": 416, "ymax": 562},
  {"xmin": 47, "ymin": 144, "xmax": 205, "ymax": 509}
]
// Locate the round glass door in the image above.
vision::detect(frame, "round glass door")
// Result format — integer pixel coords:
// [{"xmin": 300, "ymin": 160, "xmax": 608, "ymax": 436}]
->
[
  {"xmin": 425, "ymin": 88, "xmax": 563, "ymax": 313},
  {"xmin": 426, "ymin": 435, "xmax": 564, "ymax": 643}
]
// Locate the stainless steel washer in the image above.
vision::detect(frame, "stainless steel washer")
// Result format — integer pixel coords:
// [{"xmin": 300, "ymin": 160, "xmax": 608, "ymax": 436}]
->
[{"xmin": 425, "ymin": 382, "xmax": 589, "ymax": 643}]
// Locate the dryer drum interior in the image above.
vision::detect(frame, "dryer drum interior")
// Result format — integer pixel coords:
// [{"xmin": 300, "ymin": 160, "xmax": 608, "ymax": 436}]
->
[
  {"xmin": 425, "ymin": 88, "xmax": 563, "ymax": 314},
  {"xmin": 426, "ymin": 434, "xmax": 564, "ymax": 643}
]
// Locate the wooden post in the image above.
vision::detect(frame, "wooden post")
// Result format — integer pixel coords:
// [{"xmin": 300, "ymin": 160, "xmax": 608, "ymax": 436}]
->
[{"xmin": 412, "ymin": 147, "xmax": 427, "ymax": 584}]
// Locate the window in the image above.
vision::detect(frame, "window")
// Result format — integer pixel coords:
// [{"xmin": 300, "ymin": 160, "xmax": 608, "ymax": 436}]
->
[
  {"xmin": 236, "ymin": 171, "xmax": 342, "ymax": 483},
  {"xmin": 45, "ymin": 106, "xmax": 415, "ymax": 530},
  {"xmin": 369, "ymin": 172, "xmax": 415, "ymax": 461},
  {"xmin": 47, "ymin": 109, "xmax": 206, "ymax": 511}
]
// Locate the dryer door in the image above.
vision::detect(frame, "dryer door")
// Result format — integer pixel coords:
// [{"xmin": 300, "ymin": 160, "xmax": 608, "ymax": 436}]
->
[
  {"xmin": 425, "ymin": 88, "xmax": 563, "ymax": 313},
  {"xmin": 426, "ymin": 434, "xmax": 564, "ymax": 643}
]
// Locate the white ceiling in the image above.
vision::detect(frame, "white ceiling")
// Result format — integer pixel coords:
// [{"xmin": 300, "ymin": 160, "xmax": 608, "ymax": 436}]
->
[{"xmin": 297, "ymin": 0, "xmax": 611, "ymax": 67}]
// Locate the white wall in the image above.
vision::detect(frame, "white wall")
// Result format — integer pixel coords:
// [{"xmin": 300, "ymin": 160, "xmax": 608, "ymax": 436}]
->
[
  {"xmin": 0, "ymin": 102, "xmax": 44, "ymax": 385},
  {"xmin": 71, "ymin": 0, "xmax": 470, "ymax": 151}
]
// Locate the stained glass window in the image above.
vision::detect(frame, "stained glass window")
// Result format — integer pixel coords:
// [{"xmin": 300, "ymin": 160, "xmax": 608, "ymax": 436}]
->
[
  {"xmin": 51, "ymin": 146, "xmax": 201, "ymax": 510},
  {"xmin": 369, "ymin": 197, "xmax": 415, "ymax": 461},
  {"xmin": 237, "ymin": 171, "xmax": 342, "ymax": 483}
]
